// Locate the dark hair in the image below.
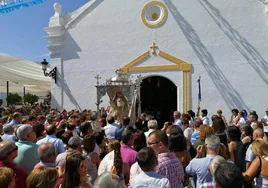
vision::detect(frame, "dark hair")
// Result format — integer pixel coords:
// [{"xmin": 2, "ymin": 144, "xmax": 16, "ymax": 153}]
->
[
  {"xmin": 133, "ymin": 130, "xmax": 147, "ymax": 152},
  {"xmin": 168, "ymin": 133, "xmax": 187, "ymax": 152},
  {"xmin": 107, "ymin": 116, "xmax": 115, "ymax": 124},
  {"xmin": 228, "ymin": 126, "xmax": 241, "ymax": 142},
  {"xmin": 212, "ymin": 117, "xmax": 226, "ymax": 133},
  {"xmin": 61, "ymin": 131, "xmax": 73, "ymax": 145},
  {"xmin": 149, "ymin": 130, "xmax": 168, "ymax": 147},
  {"xmin": 136, "ymin": 147, "xmax": 157, "ymax": 172},
  {"xmin": 98, "ymin": 118, "xmax": 107, "ymax": 127},
  {"xmin": 122, "ymin": 117, "xmax": 130, "ymax": 126},
  {"xmin": 251, "ymin": 114, "xmax": 258, "ymax": 121},
  {"xmin": 46, "ymin": 125, "xmax": 57, "ymax": 135},
  {"xmin": 80, "ymin": 122, "xmax": 92, "ymax": 136},
  {"xmin": 211, "ymin": 115, "xmax": 218, "ymax": 122},
  {"xmin": 232, "ymin": 109, "xmax": 239, "ymax": 115},
  {"xmin": 61, "ymin": 154, "xmax": 85, "ymax": 188},
  {"xmin": 32, "ymin": 122, "xmax": 45, "ymax": 139},
  {"xmin": 28, "ymin": 115, "xmax": 37, "ymax": 122},
  {"xmin": 83, "ymin": 134, "xmax": 96, "ymax": 153},
  {"xmin": 135, "ymin": 118, "xmax": 143, "ymax": 131},
  {"xmin": 214, "ymin": 162, "xmax": 244, "ymax": 188},
  {"xmin": 187, "ymin": 110, "xmax": 195, "ymax": 119},
  {"xmin": 67, "ymin": 123, "xmax": 76, "ymax": 131},
  {"xmin": 242, "ymin": 125, "xmax": 253, "ymax": 137},
  {"xmin": 242, "ymin": 110, "xmax": 248, "ymax": 117},
  {"xmin": 201, "ymin": 109, "xmax": 208, "ymax": 116},
  {"xmin": 121, "ymin": 130, "xmax": 133, "ymax": 144},
  {"xmin": 37, "ymin": 115, "xmax": 46, "ymax": 122}
]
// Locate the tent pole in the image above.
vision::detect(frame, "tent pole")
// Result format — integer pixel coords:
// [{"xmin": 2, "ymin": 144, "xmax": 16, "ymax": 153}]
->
[{"xmin": 7, "ymin": 81, "xmax": 9, "ymax": 106}]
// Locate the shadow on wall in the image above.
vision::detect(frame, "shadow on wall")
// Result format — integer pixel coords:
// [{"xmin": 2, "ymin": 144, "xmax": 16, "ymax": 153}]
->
[
  {"xmin": 164, "ymin": 0, "xmax": 249, "ymax": 110},
  {"xmin": 198, "ymin": 0, "xmax": 268, "ymax": 85},
  {"xmin": 57, "ymin": 59, "xmax": 82, "ymax": 111},
  {"xmin": 62, "ymin": 31, "xmax": 82, "ymax": 61},
  {"xmin": 51, "ymin": 92, "xmax": 60, "ymax": 110},
  {"xmin": 65, "ymin": 0, "xmax": 104, "ymax": 29}
]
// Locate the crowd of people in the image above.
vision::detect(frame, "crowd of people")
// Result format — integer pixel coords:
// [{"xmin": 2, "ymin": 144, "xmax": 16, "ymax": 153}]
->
[{"xmin": 0, "ymin": 103, "xmax": 268, "ymax": 188}]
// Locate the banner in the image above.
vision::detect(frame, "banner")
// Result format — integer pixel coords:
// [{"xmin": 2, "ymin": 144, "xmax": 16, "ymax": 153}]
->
[{"xmin": 0, "ymin": 0, "xmax": 46, "ymax": 14}]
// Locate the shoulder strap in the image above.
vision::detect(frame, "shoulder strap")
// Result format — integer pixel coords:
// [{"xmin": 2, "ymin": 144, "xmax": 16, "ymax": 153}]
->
[{"xmin": 259, "ymin": 156, "xmax": 262, "ymax": 170}]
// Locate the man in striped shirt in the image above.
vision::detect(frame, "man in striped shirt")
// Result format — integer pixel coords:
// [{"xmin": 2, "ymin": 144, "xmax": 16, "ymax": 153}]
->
[{"xmin": 148, "ymin": 130, "xmax": 184, "ymax": 188}]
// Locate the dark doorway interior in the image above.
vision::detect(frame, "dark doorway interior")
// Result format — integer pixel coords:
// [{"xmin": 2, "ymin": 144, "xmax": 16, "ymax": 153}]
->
[{"xmin": 140, "ymin": 76, "xmax": 177, "ymax": 127}]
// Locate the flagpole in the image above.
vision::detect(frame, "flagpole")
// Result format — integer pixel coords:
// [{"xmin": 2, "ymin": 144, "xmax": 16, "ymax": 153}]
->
[{"xmin": 197, "ymin": 76, "xmax": 201, "ymax": 117}]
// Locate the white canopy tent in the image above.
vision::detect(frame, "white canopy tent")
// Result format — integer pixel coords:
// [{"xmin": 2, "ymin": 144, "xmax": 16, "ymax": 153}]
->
[{"xmin": 0, "ymin": 53, "xmax": 51, "ymax": 97}]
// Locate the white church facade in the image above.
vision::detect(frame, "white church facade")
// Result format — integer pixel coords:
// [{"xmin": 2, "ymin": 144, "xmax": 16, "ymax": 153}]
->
[{"xmin": 45, "ymin": 0, "xmax": 268, "ymax": 118}]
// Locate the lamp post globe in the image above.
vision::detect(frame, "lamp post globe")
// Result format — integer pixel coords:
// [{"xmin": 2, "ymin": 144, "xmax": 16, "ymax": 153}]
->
[{"xmin": 41, "ymin": 59, "xmax": 48, "ymax": 71}]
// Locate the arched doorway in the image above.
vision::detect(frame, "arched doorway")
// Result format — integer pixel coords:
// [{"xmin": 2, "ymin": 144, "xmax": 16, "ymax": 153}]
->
[{"xmin": 140, "ymin": 76, "xmax": 177, "ymax": 126}]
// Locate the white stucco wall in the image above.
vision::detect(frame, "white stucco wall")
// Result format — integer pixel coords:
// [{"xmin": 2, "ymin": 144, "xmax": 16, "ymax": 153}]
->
[{"xmin": 49, "ymin": 0, "xmax": 268, "ymax": 117}]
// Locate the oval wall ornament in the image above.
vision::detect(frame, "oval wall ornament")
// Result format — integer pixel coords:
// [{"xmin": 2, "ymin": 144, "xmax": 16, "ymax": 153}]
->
[{"xmin": 141, "ymin": 1, "xmax": 168, "ymax": 28}]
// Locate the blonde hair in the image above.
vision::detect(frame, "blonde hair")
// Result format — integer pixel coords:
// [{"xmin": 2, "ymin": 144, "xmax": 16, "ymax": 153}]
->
[
  {"xmin": 252, "ymin": 140, "xmax": 268, "ymax": 157},
  {"xmin": 26, "ymin": 167, "xmax": 58, "ymax": 188},
  {"xmin": 0, "ymin": 167, "xmax": 14, "ymax": 188}
]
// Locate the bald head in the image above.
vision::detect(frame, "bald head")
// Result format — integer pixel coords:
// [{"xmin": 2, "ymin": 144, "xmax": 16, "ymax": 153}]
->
[{"xmin": 38, "ymin": 142, "xmax": 56, "ymax": 162}]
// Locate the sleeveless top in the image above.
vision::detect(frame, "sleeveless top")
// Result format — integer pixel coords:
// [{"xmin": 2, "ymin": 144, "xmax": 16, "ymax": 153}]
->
[{"xmin": 256, "ymin": 156, "xmax": 268, "ymax": 188}]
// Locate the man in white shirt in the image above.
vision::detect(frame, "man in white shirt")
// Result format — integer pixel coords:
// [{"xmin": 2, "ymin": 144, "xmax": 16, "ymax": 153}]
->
[
  {"xmin": 144, "ymin": 120, "xmax": 158, "ymax": 143},
  {"xmin": 173, "ymin": 111, "xmax": 182, "ymax": 130},
  {"xmin": 130, "ymin": 147, "xmax": 170, "ymax": 188},
  {"xmin": 201, "ymin": 109, "xmax": 210, "ymax": 125}
]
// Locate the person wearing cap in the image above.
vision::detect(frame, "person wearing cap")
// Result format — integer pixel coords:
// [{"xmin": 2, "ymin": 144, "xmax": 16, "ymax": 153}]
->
[
  {"xmin": 186, "ymin": 134, "xmax": 227, "ymax": 188},
  {"xmin": 56, "ymin": 136, "xmax": 83, "ymax": 167},
  {"xmin": 36, "ymin": 124, "xmax": 65, "ymax": 155},
  {"xmin": 1, "ymin": 124, "xmax": 16, "ymax": 142},
  {"xmin": 0, "ymin": 141, "xmax": 27, "ymax": 188},
  {"xmin": 13, "ymin": 124, "xmax": 39, "ymax": 174}
]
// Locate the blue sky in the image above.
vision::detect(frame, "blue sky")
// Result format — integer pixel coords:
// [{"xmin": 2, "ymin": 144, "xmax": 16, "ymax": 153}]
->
[{"xmin": 0, "ymin": 0, "xmax": 88, "ymax": 62}]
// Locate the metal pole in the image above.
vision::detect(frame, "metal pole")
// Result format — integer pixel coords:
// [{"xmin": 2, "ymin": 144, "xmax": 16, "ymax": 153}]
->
[
  {"xmin": 6, "ymin": 81, "xmax": 9, "ymax": 106},
  {"xmin": 23, "ymin": 87, "xmax": 26, "ymax": 96}
]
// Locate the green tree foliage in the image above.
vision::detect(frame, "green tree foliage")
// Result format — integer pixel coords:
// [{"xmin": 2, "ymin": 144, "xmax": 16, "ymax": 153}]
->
[
  {"xmin": 23, "ymin": 93, "xmax": 39, "ymax": 105},
  {"xmin": 6, "ymin": 93, "xmax": 22, "ymax": 105}
]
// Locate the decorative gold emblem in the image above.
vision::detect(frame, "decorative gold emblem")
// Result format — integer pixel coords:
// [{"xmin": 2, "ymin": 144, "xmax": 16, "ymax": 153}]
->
[{"xmin": 141, "ymin": 1, "xmax": 168, "ymax": 28}]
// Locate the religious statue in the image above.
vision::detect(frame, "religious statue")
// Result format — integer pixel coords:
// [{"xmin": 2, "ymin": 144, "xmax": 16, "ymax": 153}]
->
[{"xmin": 109, "ymin": 91, "xmax": 129, "ymax": 123}]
